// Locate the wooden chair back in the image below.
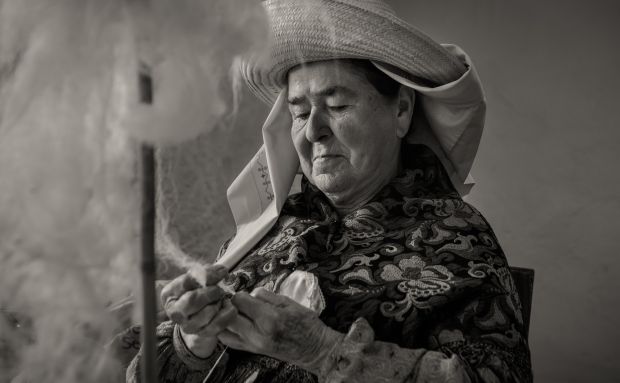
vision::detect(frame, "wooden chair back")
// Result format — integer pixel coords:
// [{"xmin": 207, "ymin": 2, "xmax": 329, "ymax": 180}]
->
[{"xmin": 509, "ymin": 266, "xmax": 535, "ymax": 339}]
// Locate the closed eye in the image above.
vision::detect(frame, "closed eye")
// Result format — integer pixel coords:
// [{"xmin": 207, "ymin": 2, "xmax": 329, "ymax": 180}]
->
[{"xmin": 328, "ymin": 105, "xmax": 349, "ymax": 112}]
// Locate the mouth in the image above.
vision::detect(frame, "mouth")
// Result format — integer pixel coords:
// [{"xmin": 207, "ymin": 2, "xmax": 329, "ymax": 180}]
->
[{"xmin": 312, "ymin": 154, "xmax": 342, "ymax": 161}]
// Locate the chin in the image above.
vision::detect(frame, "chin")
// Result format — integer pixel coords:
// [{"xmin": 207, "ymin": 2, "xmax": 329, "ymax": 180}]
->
[{"xmin": 312, "ymin": 173, "xmax": 350, "ymax": 195}]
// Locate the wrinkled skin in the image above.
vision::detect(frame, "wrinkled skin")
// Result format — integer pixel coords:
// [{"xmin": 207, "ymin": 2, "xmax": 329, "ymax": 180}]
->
[
  {"xmin": 287, "ymin": 60, "xmax": 414, "ymax": 213},
  {"xmin": 160, "ymin": 264, "xmax": 236, "ymax": 358},
  {"xmin": 218, "ymin": 288, "xmax": 343, "ymax": 372},
  {"xmin": 162, "ymin": 267, "xmax": 341, "ymax": 370}
]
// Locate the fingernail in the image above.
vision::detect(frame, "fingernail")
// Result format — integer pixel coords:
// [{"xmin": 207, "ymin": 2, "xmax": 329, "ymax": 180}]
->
[{"xmin": 164, "ymin": 297, "xmax": 178, "ymax": 307}]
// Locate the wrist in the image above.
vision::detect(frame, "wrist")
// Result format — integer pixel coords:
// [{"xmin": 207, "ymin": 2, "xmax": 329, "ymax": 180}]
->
[
  {"xmin": 172, "ymin": 324, "xmax": 229, "ymax": 374},
  {"xmin": 299, "ymin": 326, "xmax": 345, "ymax": 376},
  {"xmin": 175, "ymin": 325, "xmax": 218, "ymax": 359}
]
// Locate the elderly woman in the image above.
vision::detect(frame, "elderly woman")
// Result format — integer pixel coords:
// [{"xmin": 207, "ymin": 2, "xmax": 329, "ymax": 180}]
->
[{"xmin": 126, "ymin": 0, "xmax": 532, "ymax": 382}]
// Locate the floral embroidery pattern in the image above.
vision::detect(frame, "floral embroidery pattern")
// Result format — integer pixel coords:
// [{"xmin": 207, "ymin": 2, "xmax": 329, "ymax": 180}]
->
[
  {"xmin": 468, "ymin": 261, "xmax": 524, "ymax": 325},
  {"xmin": 375, "ymin": 255, "xmax": 454, "ymax": 319},
  {"xmin": 212, "ymin": 144, "xmax": 531, "ymax": 382},
  {"xmin": 382, "ymin": 256, "xmax": 453, "ymax": 296}
]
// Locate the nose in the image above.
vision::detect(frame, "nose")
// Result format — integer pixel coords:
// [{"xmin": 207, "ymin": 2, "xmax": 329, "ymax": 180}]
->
[{"xmin": 305, "ymin": 109, "xmax": 332, "ymax": 143}]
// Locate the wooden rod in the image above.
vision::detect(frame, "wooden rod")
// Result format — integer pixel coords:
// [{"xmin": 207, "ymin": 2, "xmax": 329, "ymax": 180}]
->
[{"xmin": 139, "ymin": 64, "xmax": 158, "ymax": 383}]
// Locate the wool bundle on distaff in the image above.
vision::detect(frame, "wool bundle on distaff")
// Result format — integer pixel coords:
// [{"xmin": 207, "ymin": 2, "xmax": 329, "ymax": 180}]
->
[{"xmin": 0, "ymin": 0, "xmax": 268, "ymax": 381}]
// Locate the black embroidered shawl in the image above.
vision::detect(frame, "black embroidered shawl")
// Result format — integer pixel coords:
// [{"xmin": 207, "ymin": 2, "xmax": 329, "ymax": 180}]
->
[{"xmin": 124, "ymin": 144, "xmax": 533, "ymax": 383}]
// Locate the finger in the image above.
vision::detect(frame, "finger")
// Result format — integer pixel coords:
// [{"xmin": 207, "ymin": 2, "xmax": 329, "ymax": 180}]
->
[
  {"xmin": 189, "ymin": 264, "xmax": 229, "ymax": 287},
  {"xmin": 205, "ymin": 265, "xmax": 229, "ymax": 286},
  {"xmin": 155, "ymin": 280, "xmax": 171, "ymax": 312},
  {"xmin": 180, "ymin": 300, "xmax": 223, "ymax": 334},
  {"xmin": 160, "ymin": 274, "xmax": 201, "ymax": 308},
  {"xmin": 225, "ymin": 312, "xmax": 256, "ymax": 338},
  {"xmin": 155, "ymin": 280, "xmax": 172, "ymax": 297},
  {"xmin": 251, "ymin": 287, "xmax": 295, "ymax": 307},
  {"xmin": 231, "ymin": 292, "xmax": 272, "ymax": 319},
  {"xmin": 217, "ymin": 329, "xmax": 247, "ymax": 351},
  {"xmin": 199, "ymin": 299, "xmax": 238, "ymax": 336},
  {"xmin": 167, "ymin": 287, "xmax": 224, "ymax": 323}
]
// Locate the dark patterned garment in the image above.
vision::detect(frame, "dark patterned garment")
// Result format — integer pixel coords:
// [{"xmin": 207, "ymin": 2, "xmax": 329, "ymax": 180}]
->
[{"xmin": 125, "ymin": 144, "xmax": 533, "ymax": 383}]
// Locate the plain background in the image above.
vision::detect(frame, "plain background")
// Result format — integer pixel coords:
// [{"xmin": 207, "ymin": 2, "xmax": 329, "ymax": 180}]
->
[
  {"xmin": 389, "ymin": 0, "xmax": 620, "ymax": 381},
  {"xmin": 163, "ymin": 1, "xmax": 620, "ymax": 381}
]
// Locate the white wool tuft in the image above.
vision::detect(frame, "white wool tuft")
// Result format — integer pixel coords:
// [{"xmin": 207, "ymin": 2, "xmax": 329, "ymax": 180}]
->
[{"xmin": 0, "ymin": 0, "xmax": 269, "ymax": 381}]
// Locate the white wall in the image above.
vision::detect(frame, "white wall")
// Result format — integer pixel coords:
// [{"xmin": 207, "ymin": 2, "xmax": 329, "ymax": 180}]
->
[{"xmin": 387, "ymin": 0, "xmax": 620, "ymax": 381}]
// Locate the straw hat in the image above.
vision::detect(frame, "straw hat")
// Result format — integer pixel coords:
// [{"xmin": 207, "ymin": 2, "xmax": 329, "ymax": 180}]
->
[
  {"xmin": 240, "ymin": 0, "xmax": 467, "ymax": 105},
  {"xmin": 218, "ymin": 0, "xmax": 486, "ymax": 268}
]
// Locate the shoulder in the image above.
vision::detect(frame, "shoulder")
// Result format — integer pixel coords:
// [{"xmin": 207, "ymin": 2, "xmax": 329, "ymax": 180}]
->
[
  {"xmin": 400, "ymin": 196, "xmax": 513, "ymax": 295},
  {"xmin": 404, "ymin": 196, "xmax": 500, "ymax": 250},
  {"xmin": 409, "ymin": 197, "xmax": 490, "ymax": 230}
]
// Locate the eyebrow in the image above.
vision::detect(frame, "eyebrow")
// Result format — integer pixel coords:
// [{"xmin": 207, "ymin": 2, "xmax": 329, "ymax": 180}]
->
[{"xmin": 287, "ymin": 86, "xmax": 356, "ymax": 105}]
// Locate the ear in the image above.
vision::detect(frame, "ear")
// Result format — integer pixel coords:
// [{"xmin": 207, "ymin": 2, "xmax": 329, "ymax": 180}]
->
[{"xmin": 395, "ymin": 87, "xmax": 415, "ymax": 138}]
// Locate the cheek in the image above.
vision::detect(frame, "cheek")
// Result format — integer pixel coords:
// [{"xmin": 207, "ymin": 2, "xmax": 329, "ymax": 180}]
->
[
  {"xmin": 334, "ymin": 120, "xmax": 382, "ymax": 155},
  {"xmin": 336, "ymin": 117, "xmax": 397, "ymax": 167},
  {"xmin": 291, "ymin": 129, "xmax": 312, "ymax": 170}
]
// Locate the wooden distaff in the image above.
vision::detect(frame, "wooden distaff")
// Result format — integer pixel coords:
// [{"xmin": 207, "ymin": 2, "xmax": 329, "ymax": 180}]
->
[
  {"xmin": 126, "ymin": 0, "xmax": 160, "ymax": 380},
  {"xmin": 138, "ymin": 64, "xmax": 158, "ymax": 383}
]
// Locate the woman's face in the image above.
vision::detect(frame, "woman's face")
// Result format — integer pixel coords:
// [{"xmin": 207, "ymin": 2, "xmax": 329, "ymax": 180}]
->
[{"xmin": 287, "ymin": 60, "xmax": 410, "ymax": 207}]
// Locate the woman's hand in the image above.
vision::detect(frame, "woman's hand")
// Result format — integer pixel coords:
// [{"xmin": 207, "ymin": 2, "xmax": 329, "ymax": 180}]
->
[
  {"xmin": 218, "ymin": 287, "xmax": 344, "ymax": 373},
  {"xmin": 160, "ymin": 264, "xmax": 237, "ymax": 358}
]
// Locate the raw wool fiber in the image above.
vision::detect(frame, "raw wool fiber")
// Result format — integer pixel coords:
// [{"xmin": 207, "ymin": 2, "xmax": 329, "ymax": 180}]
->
[
  {"xmin": 0, "ymin": 2, "xmax": 140, "ymax": 381},
  {"xmin": 0, "ymin": 0, "xmax": 269, "ymax": 381},
  {"xmin": 155, "ymin": 87, "xmax": 269, "ymax": 269}
]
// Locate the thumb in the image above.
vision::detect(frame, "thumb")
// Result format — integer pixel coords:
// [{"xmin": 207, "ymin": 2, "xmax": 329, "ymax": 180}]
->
[{"xmin": 250, "ymin": 287, "xmax": 296, "ymax": 307}]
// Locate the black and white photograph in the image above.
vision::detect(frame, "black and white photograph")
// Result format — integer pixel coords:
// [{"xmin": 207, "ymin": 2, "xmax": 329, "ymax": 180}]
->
[{"xmin": 1, "ymin": 0, "xmax": 618, "ymax": 382}]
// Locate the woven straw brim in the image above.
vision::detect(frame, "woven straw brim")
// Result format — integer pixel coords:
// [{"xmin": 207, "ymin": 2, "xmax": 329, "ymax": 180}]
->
[{"xmin": 240, "ymin": 0, "xmax": 467, "ymax": 104}]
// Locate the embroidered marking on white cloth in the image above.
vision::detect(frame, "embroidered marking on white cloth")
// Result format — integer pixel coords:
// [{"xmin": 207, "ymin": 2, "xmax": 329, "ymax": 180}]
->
[{"xmin": 250, "ymin": 148, "xmax": 274, "ymax": 209}]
